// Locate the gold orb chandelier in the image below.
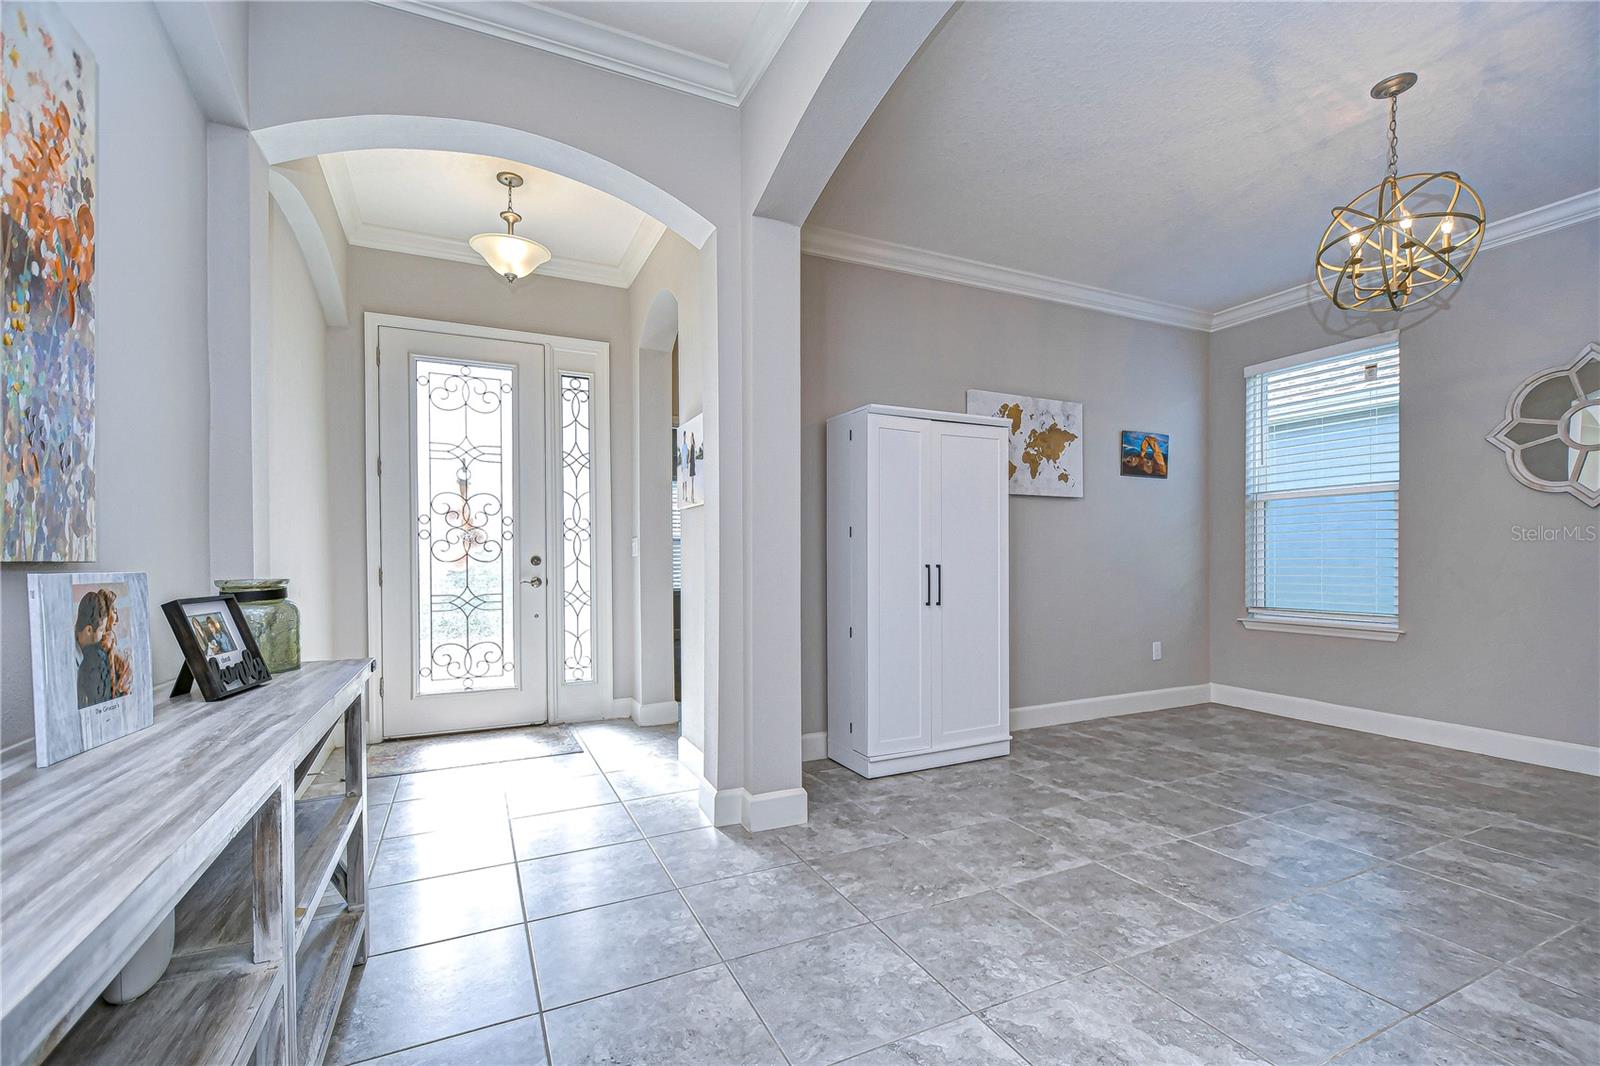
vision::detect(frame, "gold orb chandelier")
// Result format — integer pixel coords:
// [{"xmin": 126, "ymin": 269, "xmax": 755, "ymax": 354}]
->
[{"xmin": 1316, "ymin": 73, "xmax": 1485, "ymax": 312}]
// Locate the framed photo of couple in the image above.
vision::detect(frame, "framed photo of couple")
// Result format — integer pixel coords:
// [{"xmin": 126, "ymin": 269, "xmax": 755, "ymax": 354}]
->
[{"xmin": 26, "ymin": 572, "xmax": 155, "ymax": 767}]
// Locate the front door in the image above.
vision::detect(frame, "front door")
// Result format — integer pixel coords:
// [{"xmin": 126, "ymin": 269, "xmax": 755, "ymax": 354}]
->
[{"xmin": 378, "ymin": 326, "xmax": 549, "ymax": 736}]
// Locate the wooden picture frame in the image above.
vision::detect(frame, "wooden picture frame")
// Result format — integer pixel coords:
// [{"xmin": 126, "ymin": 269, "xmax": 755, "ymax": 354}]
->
[{"xmin": 161, "ymin": 595, "xmax": 271, "ymax": 700}]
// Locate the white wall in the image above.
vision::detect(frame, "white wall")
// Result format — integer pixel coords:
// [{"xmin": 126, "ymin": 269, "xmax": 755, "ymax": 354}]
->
[
  {"xmin": 626, "ymin": 232, "xmax": 706, "ymax": 742},
  {"xmin": 800, "ymin": 256, "xmax": 1211, "ymax": 736},
  {"xmin": 1, "ymin": 3, "xmax": 210, "ymax": 746},
  {"xmin": 1207, "ymin": 223, "xmax": 1600, "ymax": 748},
  {"xmin": 326, "ymin": 245, "xmax": 635, "ymax": 687},
  {"xmin": 265, "ymin": 199, "xmax": 337, "ymax": 659}
]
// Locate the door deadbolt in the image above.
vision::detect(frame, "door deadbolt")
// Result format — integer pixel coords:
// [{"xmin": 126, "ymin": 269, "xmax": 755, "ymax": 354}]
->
[{"xmin": 529, "ymin": 554, "xmax": 542, "ymax": 566}]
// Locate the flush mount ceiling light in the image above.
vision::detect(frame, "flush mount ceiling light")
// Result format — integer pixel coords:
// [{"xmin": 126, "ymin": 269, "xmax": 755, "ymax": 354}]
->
[
  {"xmin": 1316, "ymin": 73, "xmax": 1486, "ymax": 313},
  {"xmin": 469, "ymin": 171, "xmax": 551, "ymax": 283}
]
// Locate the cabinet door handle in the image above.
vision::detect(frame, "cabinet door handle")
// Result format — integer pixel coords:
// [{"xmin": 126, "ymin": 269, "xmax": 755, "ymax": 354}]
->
[
  {"xmin": 924, "ymin": 564, "xmax": 931, "ymax": 606},
  {"xmin": 936, "ymin": 564, "xmax": 942, "ymax": 606}
]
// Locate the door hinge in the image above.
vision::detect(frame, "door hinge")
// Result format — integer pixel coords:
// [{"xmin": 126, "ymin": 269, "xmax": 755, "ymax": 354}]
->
[
  {"xmin": 378, "ymin": 567, "xmax": 384, "ymax": 587},
  {"xmin": 848, "ymin": 626, "xmax": 853, "ymax": 638},
  {"xmin": 848, "ymin": 429, "xmax": 853, "ymax": 441},
  {"xmin": 376, "ymin": 456, "xmax": 382, "ymax": 478},
  {"xmin": 378, "ymin": 676, "xmax": 385, "ymax": 698},
  {"xmin": 848, "ymin": 525, "xmax": 853, "ymax": 538},
  {"xmin": 375, "ymin": 347, "xmax": 381, "ymax": 367},
  {"xmin": 849, "ymin": 722, "xmax": 853, "ymax": 733}
]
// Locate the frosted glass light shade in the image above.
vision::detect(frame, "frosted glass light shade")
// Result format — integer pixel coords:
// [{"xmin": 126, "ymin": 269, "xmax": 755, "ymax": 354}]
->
[{"xmin": 469, "ymin": 232, "xmax": 552, "ymax": 282}]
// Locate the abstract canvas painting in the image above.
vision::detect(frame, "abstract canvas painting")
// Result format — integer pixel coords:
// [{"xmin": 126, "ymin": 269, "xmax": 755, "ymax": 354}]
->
[
  {"xmin": 967, "ymin": 389, "xmax": 1084, "ymax": 497},
  {"xmin": 27, "ymin": 572, "xmax": 153, "ymax": 766},
  {"xmin": 2, "ymin": 3, "xmax": 98, "ymax": 560},
  {"xmin": 1120, "ymin": 430, "xmax": 1170, "ymax": 478}
]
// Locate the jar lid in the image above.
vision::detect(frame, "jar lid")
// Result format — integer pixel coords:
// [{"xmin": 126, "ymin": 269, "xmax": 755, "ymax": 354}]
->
[{"xmin": 215, "ymin": 578, "xmax": 290, "ymax": 593}]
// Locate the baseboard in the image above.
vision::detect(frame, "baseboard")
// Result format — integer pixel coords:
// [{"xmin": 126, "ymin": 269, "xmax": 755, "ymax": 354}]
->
[
  {"xmin": 634, "ymin": 700, "xmax": 679, "ymax": 727},
  {"xmin": 1010, "ymin": 684, "xmax": 1211, "ymax": 731},
  {"xmin": 1211, "ymin": 683, "xmax": 1600, "ymax": 777},
  {"xmin": 678, "ymin": 734, "xmax": 704, "ymax": 772},
  {"xmin": 697, "ymin": 780, "xmax": 743, "ymax": 827},
  {"xmin": 801, "ymin": 731, "xmax": 828, "ymax": 762},
  {"xmin": 741, "ymin": 786, "xmax": 808, "ymax": 831}
]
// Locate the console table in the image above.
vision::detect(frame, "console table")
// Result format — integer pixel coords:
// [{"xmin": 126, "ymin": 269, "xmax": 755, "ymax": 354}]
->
[{"xmin": 1, "ymin": 658, "xmax": 375, "ymax": 1066}]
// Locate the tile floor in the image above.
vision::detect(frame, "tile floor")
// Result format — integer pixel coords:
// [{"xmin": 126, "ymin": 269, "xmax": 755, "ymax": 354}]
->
[{"xmin": 324, "ymin": 706, "xmax": 1600, "ymax": 1065}]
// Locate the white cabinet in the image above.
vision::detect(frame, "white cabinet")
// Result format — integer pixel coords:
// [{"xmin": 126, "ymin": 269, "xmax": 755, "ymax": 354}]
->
[{"xmin": 826, "ymin": 404, "xmax": 1010, "ymax": 777}]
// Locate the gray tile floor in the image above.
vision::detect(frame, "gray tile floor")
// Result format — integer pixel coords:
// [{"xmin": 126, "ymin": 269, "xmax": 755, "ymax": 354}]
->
[{"xmin": 326, "ymin": 706, "xmax": 1600, "ymax": 1065}]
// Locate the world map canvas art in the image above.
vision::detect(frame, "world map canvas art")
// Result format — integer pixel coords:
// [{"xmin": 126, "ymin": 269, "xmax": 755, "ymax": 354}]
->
[
  {"xmin": 967, "ymin": 389, "xmax": 1084, "ymax": 497},
  {"xmin": 2, "ymin": 3, "xmax": 98, "ymax": 561}
]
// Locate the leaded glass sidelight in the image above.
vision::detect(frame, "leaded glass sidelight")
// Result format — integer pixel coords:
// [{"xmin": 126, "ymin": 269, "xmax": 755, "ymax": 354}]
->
[
  {"xmin": 559, "ymin": 373, "xmax": 595, "ymax": 683},
  {"xmin": 414, "ymin": 358, "xmax": 517, "ymax": 695}
]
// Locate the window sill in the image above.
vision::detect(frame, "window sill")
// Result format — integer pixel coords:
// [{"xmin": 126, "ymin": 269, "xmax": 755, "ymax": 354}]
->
[{"xmin": 1238, "ymin": 615, "xmax": 1404, "ymax": 641}]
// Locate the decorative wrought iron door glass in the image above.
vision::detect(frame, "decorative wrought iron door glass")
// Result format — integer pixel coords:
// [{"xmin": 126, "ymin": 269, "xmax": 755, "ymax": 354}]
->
[
  {"xmin": 414, "ymin": 358, "xmax": 518, "ymax": 694},
  {"xmin": 559, "ymin": 373, "xmax": 595, "ymax": 683}
]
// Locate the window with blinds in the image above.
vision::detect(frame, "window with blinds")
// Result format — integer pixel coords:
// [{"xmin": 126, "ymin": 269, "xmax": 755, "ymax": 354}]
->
[
  {"xmin": 1244, "ymin": 335, "xmax": 1399, "ymax": 625},
  {"xmin": 671, "ymin": 477, "xmax": 683, "ymax": 591}
]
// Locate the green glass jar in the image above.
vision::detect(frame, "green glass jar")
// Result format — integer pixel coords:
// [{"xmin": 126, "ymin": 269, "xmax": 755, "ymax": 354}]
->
[{"xmin": 215, "ymin": 578, "xmax": 301, "ymax": 673}]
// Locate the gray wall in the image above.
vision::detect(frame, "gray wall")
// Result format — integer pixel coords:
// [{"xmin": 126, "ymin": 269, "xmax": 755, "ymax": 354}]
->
[
  {"xmin": 801, "ymin": 256, "xmax": 1211, "ymax": 735},
  {"xmin": 266, "ymin": 200, "xmax": 337, "ymax": 661},
  {"xmin": 326, "ymin": 246, "xmax": 635, "ymax": 688},
  {"xmin": 1207, "ymin": 222, "xmax": 1600, "ymax": 747},
  {"xmin": 1, "ymin": 4, "xmax": 209, "ymax": 746}
]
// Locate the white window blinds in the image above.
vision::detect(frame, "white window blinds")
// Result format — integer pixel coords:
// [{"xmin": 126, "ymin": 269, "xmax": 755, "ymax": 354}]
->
[
  {"xmin": 671, "ymin": 477, "xmax": 683, "ymax": 591},
  {"xmin": 1245, "ymin": 336, "xmax": 1399, "ymax": 622}
]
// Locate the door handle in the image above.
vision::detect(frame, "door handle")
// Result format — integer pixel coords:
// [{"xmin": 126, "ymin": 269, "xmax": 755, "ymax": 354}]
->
[
  {"xmin": 523, "ymin": 576, "xmax": 543, "ymax": 588},
  {"xmin": 936, "ymin": 564, "xmax": 942, "ymax": 606},
  {"xmin": 924, "ymin": 564, "xmax": 931, "ymax": 606}
]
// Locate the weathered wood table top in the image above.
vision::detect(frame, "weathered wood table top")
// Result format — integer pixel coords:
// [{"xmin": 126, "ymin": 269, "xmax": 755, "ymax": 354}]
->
[{"xmin": 0, "ymin": 658, "xmax": 373, "ymax": 1061}]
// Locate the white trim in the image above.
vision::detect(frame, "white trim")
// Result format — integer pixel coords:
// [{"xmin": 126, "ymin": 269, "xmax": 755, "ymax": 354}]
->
[
  {"xmin": 1211, "ymin": 189, "xmax": 1600, "ymax": 331},
  {"xmin": 1242, "ymin": 331, "xmax": 1399, "ymax": 378},
  {"xmin": 678, "ymin": 734, "xmax": 704, "ymax": 773},
  {"xmin": 1010, "ymin": 684, "xmax": 1212, "ymax": 731},
  {"xmin": 802, "ymin": 190, "xmax": 1599, "ymax": 334},
  {"xmin": 1238, "ymin": 615, "xmax": 1403, "ymax": 641},
  {"xmin": 376, "ymin": 1, "xmax": 806, "ymax": 107},
  {"xmin": 1210, "ymin": 684, "xmax": 1600, "ymax": 777},
  {"xmin": 741, "ymin": 787, "xmax": 807, "ymax": 832},
  {"xmin": 801, "ymin": 731, "xmax": 828, "ymax": 763},
  {"xmin": 266, "ymin": 170, "xmax": 349, "ymax": 326},
  {"xmin": 698, "ymin": 780, "xmax": 743, "ymax": 827},
  {"xmin": 320, "ymin": 153, "xmax": 665, "ymax": 289},
  {"xmin": 634, "ymin": 700, "xmax": 679, "ymax": 727},
  {"xmin": 362, "ymin": 316, "xmax": 386, "ymax": 741},
  {"xmin": 800, "ymin": 227, "xmax": 1214, "ymax": 332}
]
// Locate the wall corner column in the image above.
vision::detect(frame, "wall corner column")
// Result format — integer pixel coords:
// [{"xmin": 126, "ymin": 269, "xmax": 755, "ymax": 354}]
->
[{"xmin": 205, "ymin": 123, "xmax": 271, "ymax": 577}]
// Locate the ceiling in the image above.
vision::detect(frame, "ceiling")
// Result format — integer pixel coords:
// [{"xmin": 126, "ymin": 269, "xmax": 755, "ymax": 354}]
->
[
  {"xmin": 807, "ymin": 1, "xmax": 1600, "ymax": 327},
  {"xmin": 379, "ymin": 1, "xmax": 805, "ymax": 104},
  {"xmin": 320, "ymin": 149, "xmax": 666, "ymax": 288}
]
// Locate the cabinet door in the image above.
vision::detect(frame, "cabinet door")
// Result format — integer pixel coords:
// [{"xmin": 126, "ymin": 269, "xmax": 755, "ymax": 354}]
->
[
  {"xmin": 866, "ymin": 416, "xmax": 935, "ymax": 755},
  {"xmin": 933, "ymin": 424, "xmax": 1009, "ymax": 745}
]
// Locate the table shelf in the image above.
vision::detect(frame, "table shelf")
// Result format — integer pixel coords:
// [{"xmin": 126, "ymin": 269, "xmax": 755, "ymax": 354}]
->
[
  {"xmin": 3, "ymin": 660, "xmax": 374, "ymax": 1066},
  {"xmin": 43, "ymin": 961, "xmax": 282, "ymax": 1066},
  {"xmin": 295, "ymin": 908, "xmax": 367, "ymax": 1066}
]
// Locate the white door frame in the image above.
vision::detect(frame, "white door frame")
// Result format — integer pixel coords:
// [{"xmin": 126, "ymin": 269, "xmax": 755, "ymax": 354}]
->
[{"xmin": 363, "ymin": 312, "xmax": 613, "ymax": 740}]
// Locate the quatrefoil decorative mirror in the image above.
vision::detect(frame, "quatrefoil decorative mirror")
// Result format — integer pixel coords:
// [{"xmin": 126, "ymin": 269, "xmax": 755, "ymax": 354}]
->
[{"xmin": 1487, "ymin": 343, "xmax": 1600, "ymax": 507}]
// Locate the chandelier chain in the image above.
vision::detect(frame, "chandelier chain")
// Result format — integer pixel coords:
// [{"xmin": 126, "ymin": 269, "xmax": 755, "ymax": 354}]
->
[{"xmin": 1386, "ymin": 96, "xmax": 1399, "ymax": 180}]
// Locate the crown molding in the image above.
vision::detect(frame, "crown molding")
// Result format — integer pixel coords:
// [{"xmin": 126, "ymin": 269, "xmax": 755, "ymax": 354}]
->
[
  {"xmin": 1210, "ymin": 188, "xmax": 1600, "ymax": 332},
  {"xmin": 375, "ymin": 1, "xmax": 805, "ymax": 107},
  {"xmin": 800, "ymin": 227, "xmax": 1213, "ymax": 332},
  {"xmin": 805, "ymin": 188, "xmax": 1600, "ymax": 334},
  {"xmin": 317, "ymin": 152, "xmax": 661, "ymax": 289}
]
